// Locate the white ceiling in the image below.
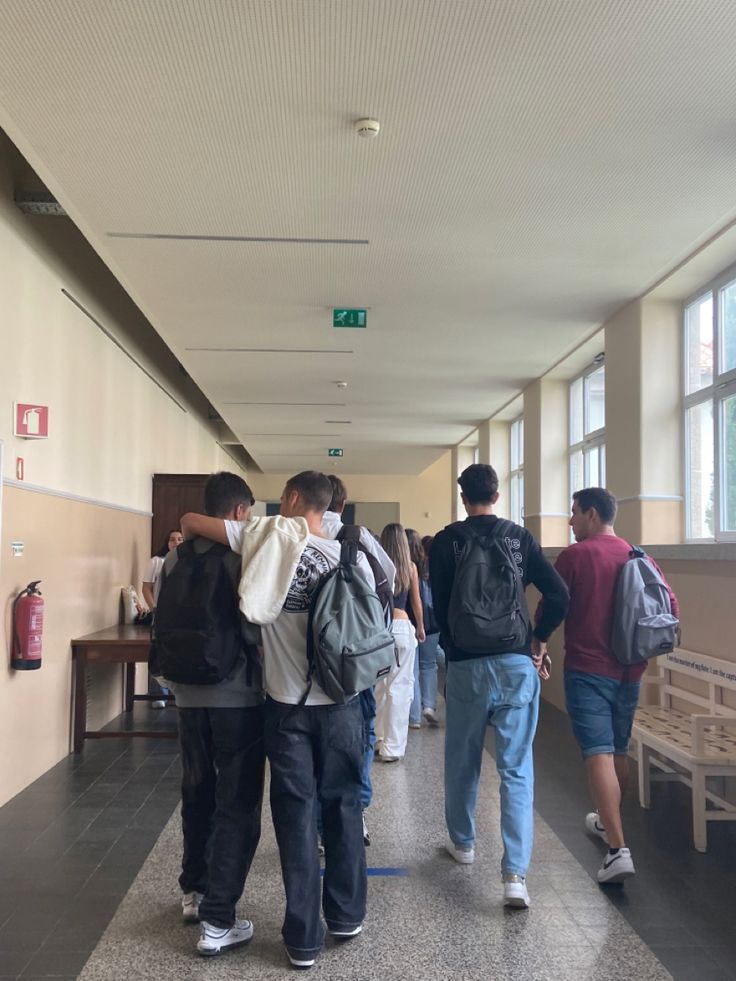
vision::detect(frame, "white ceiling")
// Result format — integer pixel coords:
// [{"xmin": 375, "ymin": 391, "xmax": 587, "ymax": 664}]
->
[{"xmin": 2, "ymin": 0, "xmax": 736, "ymax": 473}]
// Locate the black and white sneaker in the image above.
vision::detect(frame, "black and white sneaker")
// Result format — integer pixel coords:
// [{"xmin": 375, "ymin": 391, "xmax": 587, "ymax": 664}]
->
[
  {"xmin": 585, "ymin": 811, "xmax": 608, "ymax": 843},
  {"xmin": 362, "ymin": 810, "xmax": 371, "ymax": 847},
  {"xmin": 597, "ymin": 847, "xmax": 635, "ymax": 884}
]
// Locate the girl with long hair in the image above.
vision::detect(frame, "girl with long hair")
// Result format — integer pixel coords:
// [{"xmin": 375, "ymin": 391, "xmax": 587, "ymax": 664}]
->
[
  {"xmin": 374, "ymin": 523, "xmax": 425, "ymax": 761},
  {"xmin": 408, "ymin": 530, "xmax": 442, "ymax": 727}
]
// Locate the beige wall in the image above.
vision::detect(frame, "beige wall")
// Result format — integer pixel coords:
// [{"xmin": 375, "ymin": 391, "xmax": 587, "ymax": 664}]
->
[
  {"xmin": 0, "ymin": 140, "xmax": 241, "ymax": 807},
  {"xmin": 248, "ymin": 452, "xmax": 453, "ymax": 538}
]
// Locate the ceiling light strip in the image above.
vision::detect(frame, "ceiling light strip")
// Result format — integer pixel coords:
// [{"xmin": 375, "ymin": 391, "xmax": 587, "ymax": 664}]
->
[
  {"xmin": 222, "ymin": 402, "xmax": 346, "ymax": 406},
  {"xmin": 61, "ymin": 289, "xmax": 187, "ymax": 413},
  {"xmin": 186, "ymin": 348, "xmax": 353, "ymax": 354},
  {"xmin": 108, "ymin": 233, "xmax": 369, "ymax": 245},
  {"xmin": 242, "ymin": 433, "xmax": 344, "ymax": 437}
]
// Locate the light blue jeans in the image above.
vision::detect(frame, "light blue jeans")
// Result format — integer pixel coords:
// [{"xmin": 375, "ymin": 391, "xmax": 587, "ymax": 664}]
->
[
  {"xmin": 444, "ymin": 653, "xmax": 540, "ymax": 877},
  {"xmin": 409, "ymin": 633, "xmax": 442, "ymax": 724}
]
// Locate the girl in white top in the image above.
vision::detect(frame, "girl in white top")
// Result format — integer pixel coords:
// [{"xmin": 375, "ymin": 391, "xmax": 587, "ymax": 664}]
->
[
  {"xmin": 142, "ymin": 529, "xmax": 183, "ymax": 610},
  {"xmin": 374, "ymin": 523, "xmax": 425, "ymax": 762},
  {"xmin": 143, "ymin": 528, "xmax": 183, "ymax": 707}
]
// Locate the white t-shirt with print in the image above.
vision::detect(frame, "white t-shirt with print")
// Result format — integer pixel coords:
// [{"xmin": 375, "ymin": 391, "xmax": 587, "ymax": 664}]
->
[{"xmin": 225, "ymin": 525, "xmax": 375, "ymax": 705}]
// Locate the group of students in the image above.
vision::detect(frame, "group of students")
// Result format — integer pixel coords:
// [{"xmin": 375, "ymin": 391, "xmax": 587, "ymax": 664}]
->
[{"xmin": 147, "ymin": 462, "xmax": 679, "ymax": 970}]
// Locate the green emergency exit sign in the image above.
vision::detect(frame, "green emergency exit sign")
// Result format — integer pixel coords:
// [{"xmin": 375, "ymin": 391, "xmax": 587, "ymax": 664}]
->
[
  {"xmin": 333, "ymin": 309, "xmax": 366, "ymax": 328},
  {"xmin": 328, "ymin": 448, "xmax": 343, "ymax": 457}
]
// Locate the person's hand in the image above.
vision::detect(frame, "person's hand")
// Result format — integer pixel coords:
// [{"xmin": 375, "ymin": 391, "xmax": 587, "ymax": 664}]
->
[
  {"xmin": 531, "ymin": 637, "xmax": 550, "ymax": 680},
  {"xmin": 416, "ymin": 627, "xmax": 426, "ymax": 643}
]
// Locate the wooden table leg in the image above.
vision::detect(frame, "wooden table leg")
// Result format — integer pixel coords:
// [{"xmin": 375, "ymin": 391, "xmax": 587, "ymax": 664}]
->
[
  {"xmin": 73, "ymin": 650, "xmax": 87, "ymax": 753},
  {"xmin": 125, "ymin": 662, "xmax": 136, "ymax": 712}
]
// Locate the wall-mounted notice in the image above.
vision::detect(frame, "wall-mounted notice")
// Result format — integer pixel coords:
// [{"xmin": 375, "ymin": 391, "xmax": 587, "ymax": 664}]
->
[{"xmin": 14, "ymin": 403, "xmax": 49, "ymax": 438}]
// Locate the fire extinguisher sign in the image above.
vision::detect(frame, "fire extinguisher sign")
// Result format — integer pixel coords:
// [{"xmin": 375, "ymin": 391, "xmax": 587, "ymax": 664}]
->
[{"xmin": 14, "ymin": 403, "xmax": 49, "ymax": 439}]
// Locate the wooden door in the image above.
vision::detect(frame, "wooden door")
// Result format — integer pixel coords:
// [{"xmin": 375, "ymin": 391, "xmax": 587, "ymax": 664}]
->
[{"xmin": 151, "ymin": 474, "xmax": 209, "ymax": 554}]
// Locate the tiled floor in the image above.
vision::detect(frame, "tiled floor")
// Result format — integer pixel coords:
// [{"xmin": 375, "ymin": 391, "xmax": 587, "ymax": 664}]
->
[{"xmin": 0, "ymin": 698, "xmax": 734, "ymax": 980}]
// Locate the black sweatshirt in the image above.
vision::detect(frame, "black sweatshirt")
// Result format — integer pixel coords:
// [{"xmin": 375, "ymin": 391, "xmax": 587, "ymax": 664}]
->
[{"xmin": 428, "ymin": 515, "xmax": 569, "ymax": 662}]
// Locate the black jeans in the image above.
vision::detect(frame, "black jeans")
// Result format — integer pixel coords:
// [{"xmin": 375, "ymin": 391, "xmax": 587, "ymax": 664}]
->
[
  {"xmin": 264, "ymin": 697, "xmax": 366, "ymax": 958},
  {"xmin": 178, "ymin": 705, "xmax": 265, "ymax": 928}
]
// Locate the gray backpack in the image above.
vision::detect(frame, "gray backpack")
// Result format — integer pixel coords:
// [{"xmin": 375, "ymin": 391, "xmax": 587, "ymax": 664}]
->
[
  {"xmin": 305, "ymin": 538, "xmax": 397, "ymax": 704},
  {"xmin": 611, "ymin": 547, "xmax": 679, "ymax": 666}
]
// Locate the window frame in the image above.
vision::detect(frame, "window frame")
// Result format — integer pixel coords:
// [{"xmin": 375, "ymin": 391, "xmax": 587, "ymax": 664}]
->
[
  {"xmin": 683, "ymin": 267, "xmax": 736, "ymax": 542},
  {"xmin": 509, "ymin": 416, "xmax": 524, "ymax": 525},
  {"xmin": 568, "ymin": 362, "xmax": 606, "ymax": 500}
]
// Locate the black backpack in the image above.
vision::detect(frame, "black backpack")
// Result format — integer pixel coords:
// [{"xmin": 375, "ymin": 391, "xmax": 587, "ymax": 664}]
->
[
  {"xmin": 337, "ymin": 524, "xmax": 394, "ymax": 629},
  {"xmin": 150, "ymin": 540, "xmax": 247, "ymax": 685},
  {"xmin": 304, "ymin": 537, "xmax": 397, "ymax": 705},
  {"xmin": 447, "ymin": 521, "xmax": 530, "ymax": 655}
]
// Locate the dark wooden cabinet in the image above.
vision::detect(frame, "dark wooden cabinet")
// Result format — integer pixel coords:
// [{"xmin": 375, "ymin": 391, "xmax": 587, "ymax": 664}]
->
[{"xmin": 151, "ymin": 474, "xmax": 209, "ymax": 554}]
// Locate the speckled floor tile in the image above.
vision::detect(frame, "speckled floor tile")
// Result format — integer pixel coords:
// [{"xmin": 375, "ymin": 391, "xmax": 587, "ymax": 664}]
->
[{"xmin": 77, "ymin": 723, "xmax": 672, "ymax": 981}]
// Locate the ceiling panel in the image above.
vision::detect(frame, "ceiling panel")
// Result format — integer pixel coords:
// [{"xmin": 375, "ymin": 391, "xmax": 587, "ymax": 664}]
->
[{"xmin": 1, "ymin": 1, "xmax": 736, "ymax": 471}]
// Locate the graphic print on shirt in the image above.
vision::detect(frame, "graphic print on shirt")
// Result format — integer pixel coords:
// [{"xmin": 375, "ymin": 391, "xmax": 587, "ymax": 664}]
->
[{"xmin": 283, "ymin": 545, "xmax": 331, "ymax": 613}]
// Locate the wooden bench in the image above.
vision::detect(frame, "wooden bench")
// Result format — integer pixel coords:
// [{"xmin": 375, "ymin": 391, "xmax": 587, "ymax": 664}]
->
[{"xmin": 633, "ymin": 648, "xmax": 736, "ymax": 852}]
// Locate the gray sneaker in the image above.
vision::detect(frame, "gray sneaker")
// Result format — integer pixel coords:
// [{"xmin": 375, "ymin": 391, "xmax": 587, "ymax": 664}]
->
[
  {"xmin": 182, "ymin": 891, "xmax": 203, "ymax": 922},
  {"xmin": 197, "ymin": 919, "xmax": 254, "ymax": 956}
]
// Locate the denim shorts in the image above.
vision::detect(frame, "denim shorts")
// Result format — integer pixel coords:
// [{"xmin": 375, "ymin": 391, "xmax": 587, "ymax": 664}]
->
[{"xmin": 564, "ymin": 669, "xmax": 641, "ymax": 758}]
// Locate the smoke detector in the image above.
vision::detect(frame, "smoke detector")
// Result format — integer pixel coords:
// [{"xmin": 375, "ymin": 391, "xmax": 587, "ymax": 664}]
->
[
  {"xmin": 354, "ymin": 118, "xmax": 380, "ymax": 138},
  {"xmin": 336, "ymin": 381, "xmax": 348, "ymax": 389}
]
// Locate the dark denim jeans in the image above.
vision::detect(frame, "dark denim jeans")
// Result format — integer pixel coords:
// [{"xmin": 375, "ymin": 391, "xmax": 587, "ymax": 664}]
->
[
  {"xmin": 265, "ymin": 696, "xmax": 366, "ymax": 958},
  {"xmin": 178, "ymin": 705, "xmax": 265, "ymax": 928}
]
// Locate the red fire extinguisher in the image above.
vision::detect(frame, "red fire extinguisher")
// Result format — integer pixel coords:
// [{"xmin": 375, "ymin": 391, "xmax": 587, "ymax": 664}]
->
[{"xmin": 12, "ymin": 581, "xmax": 44, "ymax": 671}]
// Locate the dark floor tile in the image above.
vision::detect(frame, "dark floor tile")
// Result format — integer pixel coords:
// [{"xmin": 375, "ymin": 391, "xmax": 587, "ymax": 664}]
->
[
  {"xmin": 650, "ymin": 945, "xmax": 736, "ymax": 981},
  {"xmin": 21, "ymin": 946, "xmax": 92, "ymax": 976},
  {"xmin": 0, "ymin": 949, "xmax": 32, "ymax": 974}
]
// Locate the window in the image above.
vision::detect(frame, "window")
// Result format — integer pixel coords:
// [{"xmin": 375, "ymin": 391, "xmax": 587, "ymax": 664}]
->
[
  {"xmin": 510, "ymin": 417, "xmax": 524, "ymax": 525},
  {"xmin": 684, "ymin": 273, "xmax": 736, "ymax": 540},
  {"xmin": 568, "ymin": 363, "xmax": 606, "ymax": 500}
]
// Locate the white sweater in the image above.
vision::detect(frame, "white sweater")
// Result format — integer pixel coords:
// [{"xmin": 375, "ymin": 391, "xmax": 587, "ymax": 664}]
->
[{"xmin": 225, "ymin": 515, "xmax": 310, "ymax": 624}]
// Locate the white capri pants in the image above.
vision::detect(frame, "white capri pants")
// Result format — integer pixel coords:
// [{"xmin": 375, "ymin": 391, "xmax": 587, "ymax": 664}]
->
[{"xmin": 374, "ymin": 618, "xmax": 417, "ymax": 760}]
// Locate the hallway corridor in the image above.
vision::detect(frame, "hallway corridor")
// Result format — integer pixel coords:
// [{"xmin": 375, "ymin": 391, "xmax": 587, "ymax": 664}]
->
[{"xmin": 1, "ymin": 700, "xmax": 734, "ymax": 981}]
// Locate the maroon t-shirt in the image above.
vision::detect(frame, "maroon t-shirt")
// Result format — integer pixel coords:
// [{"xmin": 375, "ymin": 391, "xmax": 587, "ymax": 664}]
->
[{"xmin": 552, "ymin": 535, "xmax": 680, "ymax": 682}]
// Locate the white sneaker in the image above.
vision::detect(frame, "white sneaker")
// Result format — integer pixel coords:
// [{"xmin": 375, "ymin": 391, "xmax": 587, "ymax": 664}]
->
[
  {"xmin": 597, "ymin": 847, "xmax": 636, "ymax": 884},
  {"xmin": 182, "ymin": 891, "xmax": 203, "ymax": 922},
  {"xmin": 197, "ymin": 919, "xmax": 254, "ymax": 956},
  {"xmin": 328, "ymin": 924, "xmax": 362, "ymax": 938},
  {"xmin": 422, "ymin": 707, "xmax": 439, "ymax": 727},
  {"xmin": 585, "ymin": 812, "xmax": 608, "ymax": 843},
  {"xmin": 286, "ymin": 947, "xmax": 316, "ymax": 969},
  {"xmin": 503, "ymin": 874, "xmax": 530, "ymax": 909},
  {"xmin": 446, "ymin": 839, "xmax": 475, "ymax": 864},
  {"xmin": 408, "ymin": 721, "xmax": 421, "ymax": 729},
  {"xmin": 152, "ymin": 699, "xmax": 167, "ymax": 709}
]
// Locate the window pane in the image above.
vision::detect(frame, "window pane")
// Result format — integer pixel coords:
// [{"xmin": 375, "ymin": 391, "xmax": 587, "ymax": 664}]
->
[
  {"xmin": 518, "ymin": 419, "xmax": 524, "ymax": 465},
  {"xmin": 570, "ymin": 378, "xmax": 583, "ymax": 445},
  {"xmin": 685, "ymin": 294, "xmax": 713, "ymax": 393},
  {"xmin": 519, "ymin": 474, "xmax": 524, "ymax": 524},
  {"xmin": 719, "ymin": 281, "xmax": 736, "ymax": 375},
  {"xmin": 510, "ymin": 420, "xmax": 520, "ymax": 470},
  {"xmin": 721, "ymin": 394, "xmax": 736, "ymax": 532},
  {"xmin": 585, "ymin": 366, "xmax": 605, "ymax": 434},
  {"xmin": 510, "ymin": 473, "xmax": 520, "ymax": 525},
  {"xmin": 569, "ymin": 449, "xmax": 583, "ymax": 497},
  {"xmin": 686, "ymin": 401, "xmax": 714, "ymax": 538},
  {"xmin": 585, "ymin": 446, "xmax": 600, "ymax": 486},
  {"xmin": 599, "ymin": 443, "xmax": 606, "ymax": 486}
]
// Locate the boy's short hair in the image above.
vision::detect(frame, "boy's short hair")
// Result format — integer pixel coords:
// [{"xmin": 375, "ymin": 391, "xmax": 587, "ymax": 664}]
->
[
  {"xmin": 457, "ymin": 464, "xmax": 499, "ymax": 504},
  {"xmin": 327, "ymin": 474, "xmax": 348, "ymax": 513},
  {"xmin": 204, "ymin": 471, "xmax": 254, "ymax": 517},
  {"xmin": 572, "ymin": 487, "xmax": 618, "ymax": 525},
  {"xmin": 284, "ymin": 471, "xmax": 333, "ymax": 513}
]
